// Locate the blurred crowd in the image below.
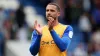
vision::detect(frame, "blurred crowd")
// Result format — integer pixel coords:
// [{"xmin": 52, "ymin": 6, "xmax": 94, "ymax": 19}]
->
[{"xmin": 0, "ymin": 0, "xmax": 100, "ymax": 56}]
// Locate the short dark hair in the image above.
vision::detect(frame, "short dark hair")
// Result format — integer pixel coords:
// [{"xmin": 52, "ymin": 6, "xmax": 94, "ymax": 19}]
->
[{"xmin": 47, "ymin": 3, "xmax": 60, "ymax": 12}]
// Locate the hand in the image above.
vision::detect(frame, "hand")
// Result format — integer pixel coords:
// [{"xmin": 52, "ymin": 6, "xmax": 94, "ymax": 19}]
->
[
  {"xmin": 48, "ymin": 17, "xmax": 54, "ymax": 31},
  {"xmin": 34, "ymin": 20, "xmax": 43, "ymax": 35}
]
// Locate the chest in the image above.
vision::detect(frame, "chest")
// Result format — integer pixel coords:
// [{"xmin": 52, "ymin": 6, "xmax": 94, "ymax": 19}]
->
[{"xmin": 40, "ymin": 26, "xmax": 66, "ymax": 46}]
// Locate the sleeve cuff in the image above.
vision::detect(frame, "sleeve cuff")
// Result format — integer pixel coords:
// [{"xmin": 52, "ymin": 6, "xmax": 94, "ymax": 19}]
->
[{"xmin": 50, "ymin": 29, "xmax": 55, "ymax": 33}]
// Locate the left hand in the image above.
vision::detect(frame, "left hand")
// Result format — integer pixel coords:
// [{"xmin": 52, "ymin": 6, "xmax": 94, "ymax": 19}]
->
[
  {"xmin": 48, "ymin": 17, "xmax": 54, "ymax": 31},
  {"xmin": 34, "ymin": 20, "xmax": 43, "ymax": 35}
]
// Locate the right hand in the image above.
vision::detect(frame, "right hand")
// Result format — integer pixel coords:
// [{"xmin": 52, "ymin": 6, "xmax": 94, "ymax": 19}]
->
[
  {"xmin": 48, "ymin": 17, "xmax": 54, "ymax": 31},
  {"xmin": 34, "ymin": 20, "xmax": 43, "ymax": 35}
]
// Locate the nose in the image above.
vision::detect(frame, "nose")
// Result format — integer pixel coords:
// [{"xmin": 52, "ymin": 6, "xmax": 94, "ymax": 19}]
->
[
  {"xmin": 48, "ymin": 13, "xmax": 51, "ymax": 16},
  {"xmin": 47, "ymin": 10, "xmax": 51, "ymax": 15}
]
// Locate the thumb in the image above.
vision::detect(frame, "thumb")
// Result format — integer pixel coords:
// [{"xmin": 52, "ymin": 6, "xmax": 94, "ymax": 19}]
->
[{"xmin": 38, "ymin": 24, "xmax": 41, "ymax": 27}]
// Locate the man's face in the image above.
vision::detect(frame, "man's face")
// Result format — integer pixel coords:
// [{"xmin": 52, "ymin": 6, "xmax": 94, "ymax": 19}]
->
[{"xmin": 46, "ymin": 5, "xmax": 60, "ymax": 21}]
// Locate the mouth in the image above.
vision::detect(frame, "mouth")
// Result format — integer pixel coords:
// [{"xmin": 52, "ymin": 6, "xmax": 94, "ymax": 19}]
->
[
  {"xmin": 47, "ymin": 15, "xmax": 52, "ymax": 17},
  {"xmin": 47, "ymin": 16, "xmax": 52, "ymax": 18}
]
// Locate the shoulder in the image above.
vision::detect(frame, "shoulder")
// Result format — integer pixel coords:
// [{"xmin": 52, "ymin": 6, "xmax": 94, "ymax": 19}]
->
[
  {"xmin": 60, "ymin": 23, "xmax": 73, "ymax": 31},
  {"xmin": 66, "ymin": 25, "xmax": 73, "ymax": 31},
  {"xmin": 63, "ymin": 25, "xmax": 73, "ymax": 38}
]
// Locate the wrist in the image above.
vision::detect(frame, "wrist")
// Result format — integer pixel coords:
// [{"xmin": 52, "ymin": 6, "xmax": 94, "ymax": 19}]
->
[
  {"xmin": 37, "ymin": 32, "xmax": 42, "ymax": 35},
  {"xmin": 36, "ymin": 31, "xmax": 42, "ymax": 35},
  {"xmin": 49, "ymin": 27, "xmax": 53, "ymax": 31}
]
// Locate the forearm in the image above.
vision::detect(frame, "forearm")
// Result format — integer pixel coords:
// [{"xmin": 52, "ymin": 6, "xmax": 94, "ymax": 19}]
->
[
  {"xmin": 50, "ymin": 30, "xmax": 71, "ymax": 52},
  {"xmin": 29, "ymin": 30, "xmax": 42, "ymax": 55}
]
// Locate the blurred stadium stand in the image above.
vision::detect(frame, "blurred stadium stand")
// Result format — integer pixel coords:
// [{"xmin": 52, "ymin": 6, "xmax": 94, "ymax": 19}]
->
[{"xmin": 0, "ymin": 0, "xmax": 100, "ymax": 56}]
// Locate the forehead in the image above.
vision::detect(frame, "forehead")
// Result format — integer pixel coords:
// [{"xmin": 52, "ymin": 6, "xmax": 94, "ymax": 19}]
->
[{"xmin": 46, "ymin": 5, "xmax": 57, "ymax": 10}]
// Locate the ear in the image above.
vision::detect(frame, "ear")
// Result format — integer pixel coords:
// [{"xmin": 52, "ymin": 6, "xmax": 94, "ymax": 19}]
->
[{"xmin": 57, "ymin": 12, "xmax": 60, "ymax": 16}]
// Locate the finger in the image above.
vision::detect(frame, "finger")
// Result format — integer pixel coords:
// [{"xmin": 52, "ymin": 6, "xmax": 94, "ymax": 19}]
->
[
  {"xmin": 34, "ymin": 20, "xmax": 37, "ymax": 29},
  {"xmin": 51, "ymin": 18, "xmax": 54, "ymax": 22},
  {"xmin": 49, "ymin": 17, "xmax": 54, "ymax": 22},
  {"xmin": 35, "ymin": 20, "xmax": 37, "ymax": 26},
  {"xmin": 48, "ymin": 21, "xmax": 51, "ymax": 27},
  {"xmin": 49, "ymin": 19, "xmax": 54, "ymax": 26},
  {"xmin": 48, "ymin": 18, "xmax": 53, "ymax": 24},
  {"xmin": 49, "ymin": 20, "xmax": 53, "ymax": 24},
  {"xmin": 38, "ymin": 24, "xmax": 40, "ymax": 27},
  {"xmin": 50, "ymin": 19, "xmax": 55, "ymax": 27}
]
